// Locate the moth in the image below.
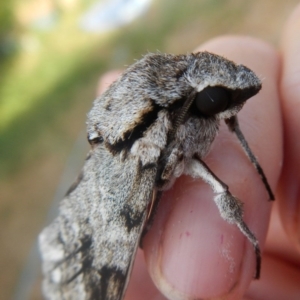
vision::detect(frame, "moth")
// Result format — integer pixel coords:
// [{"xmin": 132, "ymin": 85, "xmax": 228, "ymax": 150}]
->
[{"xmin": 39, "ymin": 52, "xmax": 274, "ymax": 300}]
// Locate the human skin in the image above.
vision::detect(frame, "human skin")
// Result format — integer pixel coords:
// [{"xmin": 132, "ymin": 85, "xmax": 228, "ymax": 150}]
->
[{"xmin": 96, "ymin": 4, "xmax": 300, "ymax": 299}]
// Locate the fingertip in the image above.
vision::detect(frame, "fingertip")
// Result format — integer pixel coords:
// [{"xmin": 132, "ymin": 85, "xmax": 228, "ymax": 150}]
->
[
  {"xmin": 96, "ymin": 70, "xmax": 123, "ymax": 96},
  {"xmin": 196, "ymin": 35, "xmax": 278, "ymax": 68},
  {"xmin": 278, "ymin": 2, "xmax": 300, "ymax": 252},
  {"xmin": 281, "ymin": 2, "xmax": 300, "ymax": 90},
  {"xmin": 246, "ymin": 254, "xmax": 300, "ymax": 300}
]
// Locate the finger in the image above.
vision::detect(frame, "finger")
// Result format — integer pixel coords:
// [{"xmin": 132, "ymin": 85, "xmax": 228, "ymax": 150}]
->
[
  {"xmin": 265, "ymin": 202, "xmax": 300, "ymax": 269},
  {"xmin": 124, "ymin": 250, "xmax": 168, "ymax": 300},
  {"xmin": 96, "ymin": 70, "xmax": 123, "ymax": 96},
  {"xmin": 143, "ymin": 36, "xmax": 282, "ymax": 300},
  {"xmin": 278, "ymin": 2, "xmax": 300, "ymax": 250},
  {"xmin": 245, "ymin": 253, "xmax": 300, "ymax": 300},
  {"xmin": 250, "ymin": 203, "xmax": 300, "ymax": 300}
]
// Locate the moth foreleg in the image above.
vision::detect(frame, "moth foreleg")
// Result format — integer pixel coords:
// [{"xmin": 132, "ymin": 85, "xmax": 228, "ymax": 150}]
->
[
  {"xmin": 161, "ymin": 147, "xmax": 183, "ymax": 180},
  {"xmin": 185, "ymin": 158, "xmax": 261, "ymax": 279},
  {"xmin": 214, "ymin": 192, "xmax": 261, "ymax": 279},
  {"xmin": 131, "ymin": 110, "xmax": 172, "ymax": 166}
]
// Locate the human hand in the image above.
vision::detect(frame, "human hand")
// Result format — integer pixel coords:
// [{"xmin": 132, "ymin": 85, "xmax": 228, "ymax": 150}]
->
[{"xmin": 97, "ymin": 4, "xmax": 300, "ymax": 299}]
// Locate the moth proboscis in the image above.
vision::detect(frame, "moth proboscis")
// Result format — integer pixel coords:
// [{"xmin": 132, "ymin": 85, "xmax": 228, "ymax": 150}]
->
[{"xmin": 39, "ymin": 52, "xmax": 274, "ymax": 300}]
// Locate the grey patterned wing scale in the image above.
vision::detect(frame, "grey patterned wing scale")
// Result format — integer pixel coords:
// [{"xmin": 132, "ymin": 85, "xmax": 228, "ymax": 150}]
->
[{"xmin": 39, "ymin": 143, "xmax": 157, "ymax": 300}]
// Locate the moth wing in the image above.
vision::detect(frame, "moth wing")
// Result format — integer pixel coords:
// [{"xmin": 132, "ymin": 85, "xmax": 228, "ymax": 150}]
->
[{"xmin": 39, "ymin": 144, "xmax": 157, "ymax": 300}]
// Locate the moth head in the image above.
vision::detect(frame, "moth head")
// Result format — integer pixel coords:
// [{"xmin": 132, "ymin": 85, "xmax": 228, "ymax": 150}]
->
[{"xmin": 186, "ymin": 52, "xmax": 262, "ymax": 119}]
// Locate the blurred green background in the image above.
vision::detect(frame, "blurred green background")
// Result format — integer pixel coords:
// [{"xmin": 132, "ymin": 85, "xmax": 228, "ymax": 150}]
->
[{"xmin": 0, "ymin": 0, "xmax": 298, "ymax": 299}]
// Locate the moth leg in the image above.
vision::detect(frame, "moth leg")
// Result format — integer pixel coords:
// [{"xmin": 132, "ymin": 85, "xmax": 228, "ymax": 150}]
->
[
  {"xmin": 161, "ymin": 146, "xmax": 183, "ymax": 180},
  {"xmin": 131, "ymin": 110, "xmax": 172, "ymax": 167},
  {"xmin": 225, "ymin": 115, "xmax": 274, "ymax": 200},
  {"xmin": 185, "ymin": 158, "xmax": 261, "ymax": 279}
]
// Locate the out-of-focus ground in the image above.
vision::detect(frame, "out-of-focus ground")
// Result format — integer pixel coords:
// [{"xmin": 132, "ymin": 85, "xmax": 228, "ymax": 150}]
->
[{"xmin": 0, "ymin": 0, "xmax": 298, "ymax": 299}]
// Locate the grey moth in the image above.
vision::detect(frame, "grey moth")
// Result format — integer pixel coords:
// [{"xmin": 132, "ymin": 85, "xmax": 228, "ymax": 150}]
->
[{"xmin": 39, "ymin": 52, "xmax": 274, "ymax": 300}]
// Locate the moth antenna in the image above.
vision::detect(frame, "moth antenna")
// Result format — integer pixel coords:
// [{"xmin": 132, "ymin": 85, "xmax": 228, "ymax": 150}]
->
[
  {"xmin": 226, "ymin": 116, "xmax": 275, "ymax": 200},
  {"xmin": 169, "ymin": 90, "xmax": 197, "ymax": 140}
]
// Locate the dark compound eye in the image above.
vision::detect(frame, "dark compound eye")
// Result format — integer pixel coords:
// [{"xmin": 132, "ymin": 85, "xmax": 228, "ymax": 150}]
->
[{"xmin": 195, "ymin": 86, "xmax": 230, "ymax": 116}]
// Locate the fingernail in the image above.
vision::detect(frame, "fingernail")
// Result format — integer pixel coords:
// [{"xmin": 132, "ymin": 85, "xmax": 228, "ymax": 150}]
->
[{"xmin": 145, "ymin": 176, "xmax": 252, "ymax": 300}]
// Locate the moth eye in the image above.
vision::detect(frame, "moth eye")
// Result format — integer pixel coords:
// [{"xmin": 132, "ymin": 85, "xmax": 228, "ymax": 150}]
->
[{"xmin": 195, "ymin": 86, "xmax": 230, "ymax": 116}]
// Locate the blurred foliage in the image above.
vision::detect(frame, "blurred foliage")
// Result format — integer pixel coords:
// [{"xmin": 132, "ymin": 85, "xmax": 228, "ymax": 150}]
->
[
  {"xmin": 0, "ymin": 0, "xmax": 296, "ymax": 178},
  {"xmin": 0, "ymin": 0, "xmax": 232, "ymax": 179},
  {"xmin": 0, "ymin": 1, "xmax": 18, "ymax": 61}
]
